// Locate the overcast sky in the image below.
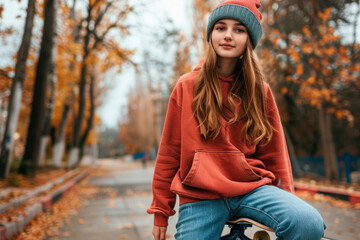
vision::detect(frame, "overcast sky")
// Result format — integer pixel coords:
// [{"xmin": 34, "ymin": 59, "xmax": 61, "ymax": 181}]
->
[{"xmin": 97, "ymin": 0, "xmax": 192, "ymax": 128}]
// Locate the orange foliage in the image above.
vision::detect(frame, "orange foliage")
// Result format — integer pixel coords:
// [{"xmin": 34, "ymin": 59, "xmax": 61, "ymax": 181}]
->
[
  {"xmin": 264, "ymin": 7, "xmax": 359, "ymax": 124},
  {"xmin": 318, "ymin": 8, "xmax": 332, "ymax": 21}
]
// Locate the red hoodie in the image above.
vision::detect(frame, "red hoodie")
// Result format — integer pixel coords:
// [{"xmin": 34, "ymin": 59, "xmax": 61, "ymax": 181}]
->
[{"xmin": 147, "ymin": 62, "xmax": 294, "ymax": 227}]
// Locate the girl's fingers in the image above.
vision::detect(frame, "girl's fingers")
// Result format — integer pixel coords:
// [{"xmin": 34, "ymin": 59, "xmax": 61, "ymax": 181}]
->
[
  {"xmin": 152, "ymin": 226, "xmax": 167, "ymax": 240},
  {"xmin": 160, "ymin": 226, "xmax": 167, "ymax": 240}
]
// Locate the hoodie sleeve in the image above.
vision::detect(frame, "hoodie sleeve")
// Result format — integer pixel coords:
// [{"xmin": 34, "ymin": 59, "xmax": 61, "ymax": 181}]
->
[
  {"xmin": 146, "ymin": 83, "xmax": 182, "ymax": 227},
  {"xmin": 255, "ymin": 84, "xmax": 295, "ymax": 194}
]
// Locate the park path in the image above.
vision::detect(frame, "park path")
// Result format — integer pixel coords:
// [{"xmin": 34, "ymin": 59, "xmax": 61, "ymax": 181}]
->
[{"xmin": 48, "ymin": 159, "xmax": 360, "ymax": 240}]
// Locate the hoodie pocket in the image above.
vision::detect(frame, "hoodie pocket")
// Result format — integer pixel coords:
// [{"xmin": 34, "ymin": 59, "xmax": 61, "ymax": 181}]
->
[{"xmin": 181, "ymin": 151, "xmax": 261, "ymax": 193}]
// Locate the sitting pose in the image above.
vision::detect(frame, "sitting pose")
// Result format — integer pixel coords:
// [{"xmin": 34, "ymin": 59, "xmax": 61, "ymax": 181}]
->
[{"xmin": 147, "ymin": 0, "xmax": 326, "ymax": 239}]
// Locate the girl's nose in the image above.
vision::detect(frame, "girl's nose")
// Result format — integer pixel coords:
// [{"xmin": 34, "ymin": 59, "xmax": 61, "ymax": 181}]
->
[{"xmin": 224, "ymin": 29, "xmax": 232, "ymax": 40}]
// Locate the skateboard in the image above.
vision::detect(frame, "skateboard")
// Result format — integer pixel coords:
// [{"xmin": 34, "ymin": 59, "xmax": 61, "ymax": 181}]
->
[
  {"xmin": 221, "ymin": 218, "xmax": 274, "ymax": 240},
  {"xmin": 220, "ymin": 218, "xmax": 336, "ymax": 240}
]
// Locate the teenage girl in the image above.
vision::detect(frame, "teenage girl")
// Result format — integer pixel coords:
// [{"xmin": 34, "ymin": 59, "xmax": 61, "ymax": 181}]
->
[{"xmin": 147, "ymin": 0, "xmax": 326, "ymax": 239}]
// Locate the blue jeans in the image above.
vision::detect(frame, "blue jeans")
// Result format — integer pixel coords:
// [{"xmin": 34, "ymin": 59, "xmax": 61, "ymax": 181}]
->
[{"xmin": 175, "ymin": 185, "xmax": 326, "ymax": 240}]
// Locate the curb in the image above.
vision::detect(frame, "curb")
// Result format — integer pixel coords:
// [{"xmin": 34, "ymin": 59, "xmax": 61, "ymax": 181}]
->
[
  {"xmin": 0, "ymin": 168, "xmax": 80, "ymax": 215},
  {"xmin": 38, "ymin": 171, "xmax": 87, "ymax": 212},
  {"xmin": 295, "ymin": 182, "xmax": 360, "ymax": 204},
  {"xmin": 0, "ymin": 169, "xmax": 89, "ymax": 240},
  {"xmin": 39, "ymin": 171, "xmax": 88, "ymax": 211}
]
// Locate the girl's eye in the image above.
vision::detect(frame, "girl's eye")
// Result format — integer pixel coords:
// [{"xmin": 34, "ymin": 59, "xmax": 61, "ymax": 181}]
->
[
  {"xmin": 215, "ymin": 26, "xmax": 225, "ymax": 31},
  {"xmin": 235, "ymin": 28, "xmax": 245, "ymax": 33}
]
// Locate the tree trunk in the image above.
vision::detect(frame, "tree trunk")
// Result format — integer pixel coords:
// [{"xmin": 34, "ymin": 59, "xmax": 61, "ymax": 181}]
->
[
  {"xmin": 52, "ymin": 104, "xmax": 70, "ymax": 167},
  {"xmin": 78, "ymin": 69, "xmax": 95, "ymax": 164},
  {"xmin": 283, "ymin": 125, "xmax": 303, "ymax": 178},
  {"xmin": 71, "ymin": 4, "xmax": 92, "ymax": 166},
  {"xmin": 20, "ymin": 0, "xmax": 56, "ymax": 175},
  {"xmin": 319, "ymin": 105, "xmax": 339, "ymax": 181},
  {"xmin": 67, "ymin": 147, "xmax": 79, "ymax": 168},
  {"xmin": 352, "ymin": 0, "xmax": 360, "ymax": 62},
  {"xmin": 0, "ymin": 0, "xmax": 36, "ymax": 179},
  {"xmin": 65, "ymin": 0, "xmax": 80, "ymax": 168},
  {"xmin": 37, "ymin": 0, "xmax": 58, "ymax": 168}
]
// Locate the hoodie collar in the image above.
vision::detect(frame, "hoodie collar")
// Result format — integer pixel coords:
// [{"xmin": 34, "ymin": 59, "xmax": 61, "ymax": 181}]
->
[{"xmin": 217, "ymin": 73, "xmax": 235, "ymax": 83}]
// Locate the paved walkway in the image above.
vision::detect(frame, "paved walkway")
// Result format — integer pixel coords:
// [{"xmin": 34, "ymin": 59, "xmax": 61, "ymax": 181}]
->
[{"xmin": 49, "ymin": 159, "xmax": 360, "ymax": 240}]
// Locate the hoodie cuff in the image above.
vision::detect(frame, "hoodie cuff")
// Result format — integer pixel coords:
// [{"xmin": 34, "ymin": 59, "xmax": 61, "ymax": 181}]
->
[{"xmin": 154, "ymin": 214, "xmax": 169, "ymax": 227}]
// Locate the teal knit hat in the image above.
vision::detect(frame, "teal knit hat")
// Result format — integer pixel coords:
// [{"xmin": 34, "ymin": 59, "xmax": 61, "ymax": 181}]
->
[{"xmin": 206, "ymin": 0, "xmax": 263, "ymax": 49}]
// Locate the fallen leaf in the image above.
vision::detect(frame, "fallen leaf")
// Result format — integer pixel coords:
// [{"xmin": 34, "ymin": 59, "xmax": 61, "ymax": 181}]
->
[
  {"xmin": 107, "ymin": 200, "xmax": 116, "ymax": 208},
  {"xmin": 61, "ymin": 232, "xmax": 71, "ymax": 237}
]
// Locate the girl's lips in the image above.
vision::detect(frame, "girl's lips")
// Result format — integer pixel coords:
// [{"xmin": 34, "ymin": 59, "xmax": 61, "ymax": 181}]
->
[{"xmin": 220, "ymin": 44, "xmax": 234, "ymax": 49}]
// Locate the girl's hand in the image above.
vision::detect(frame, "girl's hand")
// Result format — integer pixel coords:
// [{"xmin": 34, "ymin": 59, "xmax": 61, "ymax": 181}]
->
[{"xmin": 152, "ymin": 225, "xmax": 167, "ymax": 240}]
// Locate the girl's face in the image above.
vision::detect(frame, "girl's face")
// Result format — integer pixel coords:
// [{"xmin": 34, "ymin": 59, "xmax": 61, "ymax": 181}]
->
[{"xmin": 211, "ymin": 19, "xmax": 248, "ymax": 60}]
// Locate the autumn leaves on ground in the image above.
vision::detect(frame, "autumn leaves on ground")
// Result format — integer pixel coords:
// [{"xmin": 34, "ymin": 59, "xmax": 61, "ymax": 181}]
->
[{"xmin": 0, "ymin": 162, "xmax": 147, "ymax": 240}]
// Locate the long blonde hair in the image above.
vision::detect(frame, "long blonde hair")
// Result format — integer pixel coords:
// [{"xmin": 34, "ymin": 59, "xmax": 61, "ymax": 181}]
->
[{"xmin": 192, "ymin": 38, "xmax": 273, "ymax": 145}]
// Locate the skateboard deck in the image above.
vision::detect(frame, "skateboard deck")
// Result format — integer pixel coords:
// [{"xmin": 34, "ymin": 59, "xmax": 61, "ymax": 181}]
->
[
  {"xmin": 227, "ymin": 218, "xmax": 275, "ymax": 232},
  {"xmin": 226, "ymin": 218, "xmax": 335, "ymax": 240}
]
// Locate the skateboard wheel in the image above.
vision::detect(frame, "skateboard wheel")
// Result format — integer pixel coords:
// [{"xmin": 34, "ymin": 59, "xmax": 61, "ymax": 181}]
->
[{"xmin": 253, "ymin": 230, "xmax": 271, "ymax": 240}]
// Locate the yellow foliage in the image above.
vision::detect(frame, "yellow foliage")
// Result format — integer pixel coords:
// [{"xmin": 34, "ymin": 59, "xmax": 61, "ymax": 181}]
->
[
  {"xmin": 321, "ymin": 68, "xmax": 332, "ymax": 76},
  {"xmin": 272, "ymin": 37, "xmax": 279, "ymax": 46},
  {"xmin": 310, "ymin": 99, "xmax": 319, "ymax": 107},
  {"xmin": 272, "ymin": 29, "xmax": 280, "ymax": 35},
  {"xmin": 339, "ymin": 46, "xmax": 348, "ymax": 55},
  {"xmin": 287, "ymin": 48, "xmax": 300, "ymax": 63},
  {"xmin": 321, "ymin": 58, "xmax": 329, "ymax": 67},
  {"xmin": 318, "ymin": 8, "xmax": 332, "ymax": 21},
  {"xmin": 323, "ymin": 47, "xmax": 335, "ymax": 55},
  {"xmin": 302, "ymin": 26, "xmax": 311, "ymax": 37},
  {"xmin": 295, "ymin": 64, "xmax": 303, "ymax": 75},
  {"xmin": 281, "ymin": 87, "xmax": 288, "ymax": 94},
  {"xmin": 336, "ymin": 110, "xmax": 343, "ymax": 119},
  {"xmin": 306, "ymin": 76, "xmax": 315, "ymax": 84},
  {"xmin": 354, "ymin": 64, "xmax": 360, "ymax": 71},
  {"xmin": 330, "ymin": 35, "xmax": 339, "ymax": 41},
  {"xmin": 302, "ymin": 43, "xmax": 312, "ymax": 54}
]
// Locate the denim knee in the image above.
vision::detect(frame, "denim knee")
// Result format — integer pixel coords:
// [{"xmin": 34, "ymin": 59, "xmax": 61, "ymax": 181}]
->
[{"xmin": 277, "ymin": 205, "xmax": 325, "ymax": 240}]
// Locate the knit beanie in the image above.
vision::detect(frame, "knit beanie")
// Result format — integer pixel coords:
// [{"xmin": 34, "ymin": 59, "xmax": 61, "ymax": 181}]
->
[{"xmin": 206, "ymin": 0, "xmax": 263, "ymax": 48}]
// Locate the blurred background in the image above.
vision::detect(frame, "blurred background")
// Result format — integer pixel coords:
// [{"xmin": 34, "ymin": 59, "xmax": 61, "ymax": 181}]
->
[{"xmin": 0, "ymin": 0, "xmax": 359, "ymax": 185}]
